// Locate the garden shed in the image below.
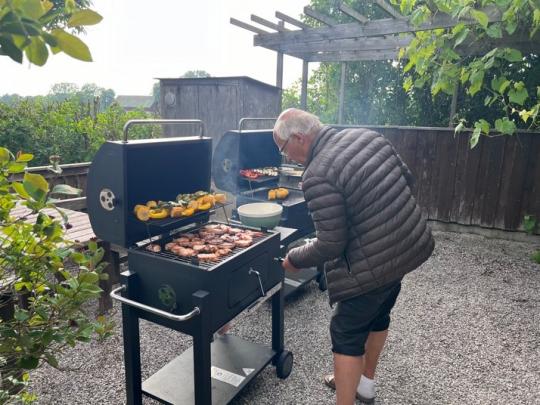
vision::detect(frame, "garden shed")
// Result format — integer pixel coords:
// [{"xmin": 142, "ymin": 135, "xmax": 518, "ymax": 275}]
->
[{"xmin": 158, "ymin": 76, "xmax": 281, "ymax": 147}]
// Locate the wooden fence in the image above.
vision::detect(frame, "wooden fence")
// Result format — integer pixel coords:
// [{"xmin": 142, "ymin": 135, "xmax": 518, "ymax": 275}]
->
[
  {"xmin": 359, "ymin": 126, "xmax": 540, "ymax": 234},
  {"xmin": 20, "ymin": 127, "xmax": 540, "ymax": 234}
]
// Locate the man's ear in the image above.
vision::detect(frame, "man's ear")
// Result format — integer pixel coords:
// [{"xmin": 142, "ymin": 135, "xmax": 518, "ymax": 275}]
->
[{"xmin": 293, "ymin": 133, "xmax": 304, "ymax": 144}]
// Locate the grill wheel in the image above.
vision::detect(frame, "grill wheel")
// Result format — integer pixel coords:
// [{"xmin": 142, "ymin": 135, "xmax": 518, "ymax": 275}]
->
[{"xmin": 275, "ymin": 350, "xmax": 293, "ymax": 379}]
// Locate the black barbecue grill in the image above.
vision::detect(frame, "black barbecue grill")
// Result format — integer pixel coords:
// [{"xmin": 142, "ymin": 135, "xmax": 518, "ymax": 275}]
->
[
  {"xmin": 87, "ymin": 119, "xmax": 293, "ymax": 405},
  {"xmin": 212, "ymin": 120, "xmax": 326, "ymax": 295}
]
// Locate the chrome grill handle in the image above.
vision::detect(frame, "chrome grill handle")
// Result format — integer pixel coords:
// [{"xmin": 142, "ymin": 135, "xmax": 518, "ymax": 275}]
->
[
  {"xmin": 110, "ymin": 285, "xmax": 200, "ymax": 322},
  {"xmin": 249, "ymin": 268, "xmax": 265, "ymax": 296}
]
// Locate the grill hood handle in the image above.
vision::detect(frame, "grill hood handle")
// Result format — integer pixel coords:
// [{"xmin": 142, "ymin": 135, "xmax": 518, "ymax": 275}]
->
[
  {"xmin": 123, "ymin": 119, "xmax": 206, "ymax": 142},
  {"xmin": 238, "ymin": 117, "xmax": 276, "ymax": 132},
  {"xmin": 110, "ymin": 285, "xmax": 200, "ymax": 322}
]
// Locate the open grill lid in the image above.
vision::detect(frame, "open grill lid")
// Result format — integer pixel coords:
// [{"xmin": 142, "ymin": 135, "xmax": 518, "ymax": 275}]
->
[
  {"xmin": 87, "ymin": 120, "xmax": 212, "ymax": 248},
  {"xmin": 212, "ymin": 129, "xmax": 282, "ymax": 193}
]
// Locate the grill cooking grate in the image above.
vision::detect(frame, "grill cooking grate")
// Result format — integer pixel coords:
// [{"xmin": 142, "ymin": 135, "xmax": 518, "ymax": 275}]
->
[{"xmin": 136, "ymin": 222, "xmax": 271, "ymax": 270}]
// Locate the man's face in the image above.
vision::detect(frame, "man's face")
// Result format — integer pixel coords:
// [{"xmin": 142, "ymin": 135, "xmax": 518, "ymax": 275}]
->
[{"xmin": 273, "ymin": 131, "xmax": 306, "ymax": 165}]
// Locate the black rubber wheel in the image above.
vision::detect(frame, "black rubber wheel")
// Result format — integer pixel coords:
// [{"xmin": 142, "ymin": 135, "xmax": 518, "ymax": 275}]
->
[
  {"xmin": 276, "ymin": 350, "xmax": 293, "ymax": 379},
  {"xmin": 318, "ymin": 275, "xmax": 327, "ymax": 291}
]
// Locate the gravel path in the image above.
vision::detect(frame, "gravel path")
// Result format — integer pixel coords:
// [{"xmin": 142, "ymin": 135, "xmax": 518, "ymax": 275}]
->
[{"xmin": 30, "ymin": 231, "xmax": 540, "ymax": 405}]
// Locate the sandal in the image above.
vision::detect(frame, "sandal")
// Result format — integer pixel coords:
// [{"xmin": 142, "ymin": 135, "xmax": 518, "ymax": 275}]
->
[{"xmin": 323, "ymin": 374, "xmax": 375, "ymax": 404}]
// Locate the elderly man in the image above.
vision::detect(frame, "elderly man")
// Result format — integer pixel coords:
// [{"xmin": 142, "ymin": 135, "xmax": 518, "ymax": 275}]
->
[{"xmin": 273, "ymin": 108, "xmax": 434, "ymax": 405}]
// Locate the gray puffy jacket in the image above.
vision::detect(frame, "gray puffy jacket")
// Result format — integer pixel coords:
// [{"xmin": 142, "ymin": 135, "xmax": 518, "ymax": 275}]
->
[{"xmin": 288, "ymin": 126, "xmax": 434, "ymax": 304}]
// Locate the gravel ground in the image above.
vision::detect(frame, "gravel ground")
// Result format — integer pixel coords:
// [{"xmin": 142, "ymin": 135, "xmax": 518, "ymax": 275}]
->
[{"xmin": 30, "ymin": 231, "xmax": 540, "ymax": 405}]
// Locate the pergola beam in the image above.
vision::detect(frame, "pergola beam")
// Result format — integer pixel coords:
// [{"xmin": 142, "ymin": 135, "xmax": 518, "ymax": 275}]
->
[
  {"xmin": 251, "ymin": 15, "xmax": 290, "ymax": 32},
  {"xmin": 266, "ymin": 35, "xmax": 413, "ymax": 54},
  {"xmin": 230, "ymin": 18, "xmax": 269, "ymax": 35},
  {"xmin": 374, "ymin": 0, "xmax": 403, "ymax": 19},
  {"xmin": 275, "ymin": 11, "xmax": 311, "ymax": 30},
  {"xmin": 303, "ymin": 6, "xmax": 338, "ymax": 26},
  {"xmin": 291, "ymin": 49, "xmax": 399, "ymax": 62},
  {"xmin": 254, "ymin": 6, "xmax": 501, "ymax": 46},
  {"xmin": 338, "ymin": 2, "xmax": 368, "ymax": 23}
]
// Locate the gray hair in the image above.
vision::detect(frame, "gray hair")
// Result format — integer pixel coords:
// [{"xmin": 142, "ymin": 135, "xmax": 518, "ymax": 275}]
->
[{"xmin": 273, "ymin": 108, "xmax": 322, "ymax": 141}]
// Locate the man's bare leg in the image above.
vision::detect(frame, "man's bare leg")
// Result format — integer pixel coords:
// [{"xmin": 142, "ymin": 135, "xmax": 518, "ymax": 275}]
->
[
  {"xmin": 334, "ymin": 353, "xmax": 365, "ymax": 405},
  {"xmin": 364, "ymin": 329, "xmax": 388, "ymax": 379}
]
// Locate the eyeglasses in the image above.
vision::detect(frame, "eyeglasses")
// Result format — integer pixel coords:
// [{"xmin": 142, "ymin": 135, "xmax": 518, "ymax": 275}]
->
[{"xmin": 278, "ymin": 137, "xmax": 290, "ymax": 157}]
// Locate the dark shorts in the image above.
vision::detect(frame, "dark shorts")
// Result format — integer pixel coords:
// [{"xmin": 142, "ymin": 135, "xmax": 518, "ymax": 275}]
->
[{"xmin": 330, "ymin": 280, "xmax": 402, "ymax": 356}]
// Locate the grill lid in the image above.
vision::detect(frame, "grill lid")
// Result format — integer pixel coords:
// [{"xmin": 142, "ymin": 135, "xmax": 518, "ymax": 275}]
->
[
  {"xmin": 87, "ymin": 120, "xmax": 213, "ymax": 248},
  {"xmin": 212, "ymin": 130, "xmax": 281, "ymax": 193}
]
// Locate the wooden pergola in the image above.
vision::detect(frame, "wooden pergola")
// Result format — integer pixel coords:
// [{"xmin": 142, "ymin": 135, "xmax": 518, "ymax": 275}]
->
[{"xmin": 231, "ymin": 2, "xmax": 537, "ymax": 124}]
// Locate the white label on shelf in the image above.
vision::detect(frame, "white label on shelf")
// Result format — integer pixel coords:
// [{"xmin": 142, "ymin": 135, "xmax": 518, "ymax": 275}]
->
[
  {"xmin": 243, "ymin": 368, "xmax": 255, "ymax": 376},
  {"xmin": 211, "ymin": 366, "xmax": 245, "ymax": 387}
]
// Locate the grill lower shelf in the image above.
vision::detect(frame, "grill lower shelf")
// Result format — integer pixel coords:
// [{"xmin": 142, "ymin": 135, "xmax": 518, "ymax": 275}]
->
[{"xmin": 142, "ymin": 335, "xmax": 275, "ymax": 405}]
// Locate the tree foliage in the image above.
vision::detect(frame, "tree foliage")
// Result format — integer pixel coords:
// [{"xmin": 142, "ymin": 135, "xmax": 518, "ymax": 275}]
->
[
  {"xmin": 0, "ymin": 96, "xmax": 159, "ymax": 166},
  {"xmin": 0, "ymin": 0, "xmax": 102, "ymax": 66},
  {"xmin": 395, "ymin": 0, "xmax": 540, "ymax": 146}
]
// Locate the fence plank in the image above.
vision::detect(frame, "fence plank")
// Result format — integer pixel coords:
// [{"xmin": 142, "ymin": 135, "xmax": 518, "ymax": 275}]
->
[
  {"xmin": 519, "ymin": 134, "xmax": 540, "ymax": 228},
  {"xmin": 435, "ymin": 130, "xmax": 459, "ymax": 222},
  {"xmin": 449, "ymin": 132, "xmax": 470, "ymax": 223},
  {"xmin": 495, "ymin": 134, "xmax": 531, "ymax": 230},
  {"xmin": 480, "ymin": 136, "xmax": 507, "ymax": 228}
]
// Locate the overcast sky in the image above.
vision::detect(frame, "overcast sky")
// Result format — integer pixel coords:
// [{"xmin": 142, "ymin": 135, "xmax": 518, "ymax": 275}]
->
[{"xmin": 0, "ymin": 0, "xmax": 313, "ymax": 96}]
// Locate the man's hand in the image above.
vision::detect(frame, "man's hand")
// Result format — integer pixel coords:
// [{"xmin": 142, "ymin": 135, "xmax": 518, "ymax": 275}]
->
[{"xmin": 282, "ymin": 256, "xmax": 301, "ymax": 273}]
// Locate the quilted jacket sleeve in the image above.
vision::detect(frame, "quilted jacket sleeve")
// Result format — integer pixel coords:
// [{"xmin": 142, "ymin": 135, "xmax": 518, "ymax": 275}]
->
[{"xmin": 287, "ymin": 176, "xmax": 348, "ymax": 269}]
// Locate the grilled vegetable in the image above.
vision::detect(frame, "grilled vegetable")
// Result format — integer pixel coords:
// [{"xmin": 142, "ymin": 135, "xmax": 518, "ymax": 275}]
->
[
  {"xmin": 268, "ymin": 189, "xmax": 277, "ymax": 200},
  {"xmin": 149, "ymin": 208, "xmax": 169, "ymax": 219},
  {"xmin": 214, "ymin": 193, "xmax": 226, "ymax": 204},
  {"xmin": 198, "ymin": 202, "xmax": 211, "ymax": 211},
  {"xmin": 182, "ymin": 207, "xmax": 195, "ymax": 216},
  {"xmin": 188, "ymin": 200, "xmax": 198, "ymax": 210},
  {"xmin": 136, "ymin": 206, "xmax": 150, "ymax": 221},
  {"xmin": 146, "ymin": 200, "xmax": 158, "ymax": 208},
  {"xmin": 276, "ymin": 188, "xmax": 289, "ymax": 199},
  {"xmin": 170, "ymin": 206, "xmax": 185, "ymax": 217},
  {"xmin": 133, "ymin": 204, "xmax": 146, "ymax": 215}
]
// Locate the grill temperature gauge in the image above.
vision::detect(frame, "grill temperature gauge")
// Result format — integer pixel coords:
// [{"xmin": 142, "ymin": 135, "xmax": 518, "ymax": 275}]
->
[{"xmin": 99, "ymin": 188, "xmax": 116, "ymax": 211}]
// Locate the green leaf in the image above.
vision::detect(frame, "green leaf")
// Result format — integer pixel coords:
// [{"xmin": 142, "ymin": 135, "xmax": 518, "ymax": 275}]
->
[
  {"xmin": 19, "ymin": 0, "xmax": 47, "ymax": 20},
  {"xmin": 23, "ymin": 172, "xmax": 49, "ymax": 201},
  {"xmin": 403, "ymin": 76, "xmax": 413, "ymax": 92},
  {"xmin": 491, "ymin": 76, "xmax": 510, "ymax": 94},
  {"xmin": 454, "ymin": 121, "xmax": 466, "ymax": 134},
  {"xmin": 468, "ymin": 70, "xmax": 484, "ymax": 96},
  {"xmin": 532, "ymin": 250, "xmax": 540, "ymax": 264},
  {"xmin": 12, "ymin": 181, "xmax": 31, "ymax": 199},
  {"xmin": 470, "ymin": 9, "xmax": 489, "ymax": 29},
  {"xmin": 16, "ymin": 153, "xmax": 33, "ymax": 162},
  {"xmin": 68, "ymin": 9, "xmax": 103, "ymax": 27},
  {"xmin": 45, "ymin": 353, "xmax": 59, "ymax": 368},
  {"xmin": 501, "ymin": 48, "xmax": 522, "ymax": 62},
  {"xmin": 453, "ymin": 27, "xmax": 470, "ymax": 48},
  {"xmin": 19, "ymin": 356, "xmax": 39, "ymax": 370},
  {"xmin": 0, "ymin": 35, "xmax": 23, "ymax": 63},
  {"xmin": 25, "ymin": 36, "xmax": 48, "ymax": 66},
  {"xmin": 51, "ymin": 184, "xmax": 81, "ymax": 196},
  {"xmin": 88, "ymin": 240, "xmax": 98, "ymax": 252},
  {"xmin": 477, "ymin": 119, "xmax": 490, "ymax": 135},
  {"xmin": 495, "ymin": 117, "xmax": 517, "ymax": 135},
  {"xmin": 80, "ymin": 271, "xmax": 99, "ymax": 284},
  {"xmin": 7, "ymin": 162, "xmax": 26, "ymax": 173},
  {"xmin": 51, "ymin": 29, "xmax": 92, "ymax": 62},
  {"xmin": 486, "ymin": 23, "xmax": 502, "ymax": 38},
  {"xmin": 508, "ymin": 85, "xmax": 528, "ymax": 106},
  {"xmin": 0, "ymin": 147, "xmax": 10, "ymax": 163},
  {"xmin": 519, "ymin": 109, "xmax": 534, "ymax": 123},
  {"xmin": 470, "ymin": 126, "xmax": 481, "ymax": 148},
  {"xmin": 14, "ymin": 309, "xmax": 29, "ymax": 322}
]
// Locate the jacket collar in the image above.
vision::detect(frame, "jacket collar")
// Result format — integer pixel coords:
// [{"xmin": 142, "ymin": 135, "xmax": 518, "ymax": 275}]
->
[{"xmin": 304, "ymin": 125, "xmax": 336, "ymax": 168}]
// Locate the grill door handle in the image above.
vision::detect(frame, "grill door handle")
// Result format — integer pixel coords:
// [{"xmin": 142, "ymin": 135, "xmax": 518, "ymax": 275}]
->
[
  {"xmin": 238, "ymin": 117, "xmax": 276, "ymax": 132},
  {"xmin": 249, "ymin": 268, "xmax": 266, "ymax": 296},
  {"xmin": 123, "ymin": 119, "xmax": 206, "ymax": 142},
  {"xmin": 110, "ymin": 286, "xmax": 200, "ymax": 322}
]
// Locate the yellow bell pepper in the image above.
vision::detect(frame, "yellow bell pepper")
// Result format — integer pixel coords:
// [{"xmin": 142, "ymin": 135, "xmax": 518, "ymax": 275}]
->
[
  {"xmin": 146, "ymin": 200, "xmax": 157, "ymax": 208},
  {"xmin": 182, "ymin": 207, "xmax": 195, "ymax": 216},
  {"xmin": 149, "ymin": 208, "xmax": 169, "ymax": 219},
  {"xmin": 135, "ymin": 206, "xmax": 150, "ymax": 221},
  {"xmin": 133, "ymin": 204, "xmax": 146, "ymax": 215},
  {"xmin": 198, "ymin": 202, "xmax": 211, "ymax": 211},
  {"xmin": 188, "ymin": 200, "xmax": 199, "ymax": 210},
  {"xmin": 268, "ymin": 190, "xmax": 277, "ymax": 200}
]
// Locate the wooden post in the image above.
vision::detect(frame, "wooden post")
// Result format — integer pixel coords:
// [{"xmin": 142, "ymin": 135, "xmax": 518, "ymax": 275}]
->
[
  {"xmin": 301, "ymin": 60, "xmax": 308, "ymax": 110},
  {"xmin": 338, "ymin": 63, "xmax": 347, "ymax": 124},
  {"xmin": 277, "ymin": 21, "xmax": 284, "ymax": 111},
  {"xmin": 449, "ymin": 83, "xmax": 459, "ymax": 127}
]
